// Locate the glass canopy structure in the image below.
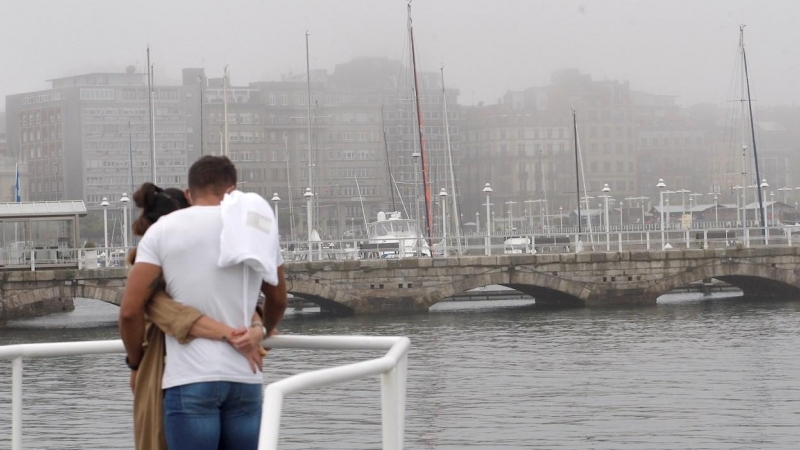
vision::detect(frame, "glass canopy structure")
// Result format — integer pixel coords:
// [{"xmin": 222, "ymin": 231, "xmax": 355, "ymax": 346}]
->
[{"xmin": 0, "ymin": 201, "xmax": 87, "ymax": 269}]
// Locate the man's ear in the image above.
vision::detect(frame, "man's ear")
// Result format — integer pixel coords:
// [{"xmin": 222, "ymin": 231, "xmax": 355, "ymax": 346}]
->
[{"xmin": 185, "ymin": 189, "xmax": 193, "ymax": 206}]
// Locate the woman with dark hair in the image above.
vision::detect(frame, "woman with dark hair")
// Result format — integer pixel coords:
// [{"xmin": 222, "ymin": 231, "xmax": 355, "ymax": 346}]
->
[{"xmin": 128, "ymin": 183, "xmax": 264, "ymax": 450}]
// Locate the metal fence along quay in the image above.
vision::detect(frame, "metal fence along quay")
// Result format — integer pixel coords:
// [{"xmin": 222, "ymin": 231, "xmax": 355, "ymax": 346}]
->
[{"xmin": 0, "ymin": 335, "xmax": 411, "ymax": 450}]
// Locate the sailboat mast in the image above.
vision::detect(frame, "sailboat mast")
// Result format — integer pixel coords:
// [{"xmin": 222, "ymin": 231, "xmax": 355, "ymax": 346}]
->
[
  {"xmin": 573, "ymin": 110, "xmax": 582, "ymax": 235},
  {"xmin": 223, "ymin": 66, "xmax": 229, "ymax": 157},
  {"xmin": 305, "ymin": 32, "xmax": 314, "ymax": 230},
  {"xmin": 147, "ymin": 46, "xmax": 156, "ymax": 183},
  {"xmin": 741, "ymin": 26, "xmax": 765, "ymax": 229},
  {"xmin": 441, "ymin": 66, "xmax": 461, "ymax": 254},
  {"xmin": 381, "ymin": 104, "xmax": 397, "ymax": 211},
  {"xmin": 199, "ymin": 74, "xmax": 205, "ymax": 157},
  {"xmin": 409, "ymin": 3, "xmax": 433, "ymax": 247},
  {"xmin": 284, "ymin": 135, "xmax": 296, "ymax": 244}
]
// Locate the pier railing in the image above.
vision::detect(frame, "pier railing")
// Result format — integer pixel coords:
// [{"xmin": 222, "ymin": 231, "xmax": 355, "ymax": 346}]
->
[
  {"xmin": 0, "ymin": 335, "xmax": 410, "ymax": 450},
  {"xmin": 4, "ymin": 223, "xmax": 800, "ymax": 267}
]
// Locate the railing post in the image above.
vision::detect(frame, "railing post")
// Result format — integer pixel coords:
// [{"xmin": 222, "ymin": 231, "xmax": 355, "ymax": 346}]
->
[
  {"xmin": 257, "ymin": 387, "xmax": 284, "ymax": 450},
  {"xmin": 618, "ymin": 232, "xmax": 622, "ymax": 252},
  {"xmin": 789, "ymin": 230, "xmax": 793, "ymax": 247},
  {"xmin": 703, "ymin": 230, "xmax": 708, "ymax": 249},
  {"xmin": 30, "ymin": 250, "xmax": 35, "ymax": 272},
  {"xmin": 685, "ymin": 231, "xmax": 690, "ymax": 249},
  {"xmin": 646, "ymin": 232, "xmax": 650, "ymax": 250},
  {"xmin": 381, "ymin": 355, "xmax": 407, "ymax": 450},
  {"xmin": 12, "ymin": 356, "xmax": 22, "ymax": 450}
]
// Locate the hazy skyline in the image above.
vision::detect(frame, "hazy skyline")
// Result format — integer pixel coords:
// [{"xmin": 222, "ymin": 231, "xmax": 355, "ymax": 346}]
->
[{"xmin": 3, "ymin": 0, "xmax": 800, "ymax": 108}]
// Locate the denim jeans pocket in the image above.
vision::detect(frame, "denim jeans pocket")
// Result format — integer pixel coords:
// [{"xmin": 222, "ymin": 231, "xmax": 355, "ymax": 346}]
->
[
  {"xmin": 173, "ymin": 382, "xmax": 220, "ymax": 415},
  {"xmin": 230, "ymin": 383, "xmax": 263, "ymax": 416}
]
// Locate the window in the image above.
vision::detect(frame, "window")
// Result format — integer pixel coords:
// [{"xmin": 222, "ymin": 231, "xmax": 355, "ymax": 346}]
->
[{"xmin": 281, "ymin": 95, "xmax": 288, "ymax": 106}]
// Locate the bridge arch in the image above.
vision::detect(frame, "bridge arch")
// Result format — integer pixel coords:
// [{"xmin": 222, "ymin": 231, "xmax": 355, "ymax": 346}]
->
[
  {"xmin": 286, "ymin": 280, "xmax": 354, "ymax": 315},
  {"xmin": 648, "ymin": 259, "xmax": 800, "ymax": 301},
  {"xmin": 421, "ymin": 267, "xmax": 589, "ymax": 309}
]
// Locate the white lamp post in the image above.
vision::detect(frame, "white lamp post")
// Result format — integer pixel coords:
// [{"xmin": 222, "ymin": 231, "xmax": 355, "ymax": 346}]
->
[
  {"xmin": 601, "ymin": 183, "xmax": 611, "ymax": 251},
  {"xmin": 304, "ymin": 187, "xmax": 313, "ymax": 260},
  {"xmin": 688, "ymin": 193, "xmax": 702, "ymax": 229},
  {"xmin": 439, "ymin": 188, "xmax": 448, "ymax": 257},
  {"xmin": 559, "ymin": 206, "xmax": 563, "ymax": 229},
  {"xmin": 101, "ymin": 197, "xmax": 109, "ymax": 267},
  {"xmin": 770, "ymin": 191, "xmax": 775, "ymax": 226},
  {"xmin": 271, "ymin": 192, "xmax": 281, "ymax": 238},
  {"xmin": 483, "ymin": 183, "xmax": 493, "ymax": 255},
  {"xmin": 657, "ymin": 178, "xmax": 668, "ymax": 249},
  {"xmin": 713, "ymin": 194, "xmax": 719, "ymax": 224},
  {"xmin": 120, "ymin": 193, "xmax": 129, "ymax": 251}
]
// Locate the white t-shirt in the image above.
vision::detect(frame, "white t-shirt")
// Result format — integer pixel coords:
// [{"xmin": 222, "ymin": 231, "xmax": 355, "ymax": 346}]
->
[{"xmin": 136, "ymin": 205, "xmax": 281, "ymax": 389}]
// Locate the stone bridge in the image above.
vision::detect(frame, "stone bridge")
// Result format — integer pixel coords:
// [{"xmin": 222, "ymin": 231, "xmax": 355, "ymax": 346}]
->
[
  {"xmin": 0, "ymin": 268, "xmax": 127, "ymax": 320},
  {"xmin": 286, "ymin": 247, "xmax": 800, "ymax": 314},
  {"xmin": 3, "ymin": 247, "xmax": 800, "ymax": 318}
]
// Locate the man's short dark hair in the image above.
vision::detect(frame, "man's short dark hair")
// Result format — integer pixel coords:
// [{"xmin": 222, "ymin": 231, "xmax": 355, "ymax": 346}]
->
[{"xmin": 188, "ymin": 155, "xmax": 237, "ymax": 196}]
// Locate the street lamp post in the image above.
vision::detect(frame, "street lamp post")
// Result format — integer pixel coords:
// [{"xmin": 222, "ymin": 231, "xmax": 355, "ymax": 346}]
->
[
  {"xmin": 483, "ymin": 183, "xmax": 493, "ymax": 255},
  {"xmin": 271, "ymin": 192, "xmax": 281, "ymax": 241},
  {"xmin": 713, "ymin": 194, "xmax": 719, "ymax": 224},
  {"xmin": 439, "ymin": 188, "xmax": 449, "ymax": 257},
  {"xmin": 657, "ymin": 179, "xmax": 668, "ymax": 249},
  {"xmin": 120, "ymin": 193, "xmax": 129, "ymax": 251},
  {"xmin": 601, "ymin": 183, "xmax": 611, "ymax": 251},
  {"xmin": 770, "ymin": 191, "xmax": 775, "ymax": 226},
  {"xmin": 688, "ymin": 193, "xmax": 702, "ymax": 229},
  {"xmin": 676, "ymin": 189, "xmax": 689, "ymax": 217},
  {"xmin": 304, "ymin": 187, "xmax": 313, "ymax": 260},
  {"xmin": 101, "ymin": 197, "xmax": 109, "ymax": 267}
]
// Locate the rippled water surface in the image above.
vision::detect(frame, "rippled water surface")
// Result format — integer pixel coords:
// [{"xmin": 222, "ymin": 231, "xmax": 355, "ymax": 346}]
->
[{"xmin": 2, "ymin": 294, "xmax": 800, "ymax": 449}]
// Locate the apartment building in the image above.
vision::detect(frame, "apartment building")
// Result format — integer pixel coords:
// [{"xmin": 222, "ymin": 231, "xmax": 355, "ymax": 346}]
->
[{"xmin": 5, "ymin": 67, "xmax": 198, "ymax": 207}]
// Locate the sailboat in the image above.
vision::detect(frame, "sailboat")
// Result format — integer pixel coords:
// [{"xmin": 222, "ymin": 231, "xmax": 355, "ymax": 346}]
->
[
  {"xmin": 365, "ymin": 2, "xmax": 432, "ymax": 258},
  {"xmin": 738, "ymin": 25, "xmax": 766, "ymax": 243}
]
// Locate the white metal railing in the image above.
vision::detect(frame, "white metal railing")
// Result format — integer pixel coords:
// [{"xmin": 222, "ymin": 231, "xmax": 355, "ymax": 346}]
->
[
  {"xmin": 275, "ymin": 225, "xmax": 800, "ymax": 260},
  {"xmin": 0, "ymin": 335, "xmax": 410, "ymax": 450}
]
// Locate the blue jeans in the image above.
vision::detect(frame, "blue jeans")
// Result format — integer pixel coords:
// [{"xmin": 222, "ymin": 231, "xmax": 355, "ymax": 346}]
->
[{"xmin": 163, "ymin": 381, "xmax": 263, "ymax": 450}]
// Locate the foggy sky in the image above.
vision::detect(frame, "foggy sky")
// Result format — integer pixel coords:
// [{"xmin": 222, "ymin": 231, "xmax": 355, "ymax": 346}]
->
[{"xmin": 3, "ymin": 0, "xmax": 800, "ymax": 108}]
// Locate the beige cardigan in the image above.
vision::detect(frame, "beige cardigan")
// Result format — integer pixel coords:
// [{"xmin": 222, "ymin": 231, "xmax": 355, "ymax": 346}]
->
[{"xmin": 133, "ymin": 291, "xmax": 203, "ymax": 450}]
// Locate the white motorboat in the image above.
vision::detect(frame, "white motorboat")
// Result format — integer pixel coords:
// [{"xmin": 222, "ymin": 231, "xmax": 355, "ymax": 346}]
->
[
  {"xmin": 503, "ymin": 235, "xmax": 533, "ymax": 254},
  {"xmin": 366, "ymin": 211, "xmax": 430, "ymax": 258}
]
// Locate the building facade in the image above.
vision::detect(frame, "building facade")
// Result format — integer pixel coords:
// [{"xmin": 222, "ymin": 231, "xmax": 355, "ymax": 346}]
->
[{"xmin": 5, "ymin": 68, "xmax": 199, "ymax": 208}]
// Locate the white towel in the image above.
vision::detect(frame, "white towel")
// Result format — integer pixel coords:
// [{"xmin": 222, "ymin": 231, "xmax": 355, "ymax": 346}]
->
[{"xmin": 218, "ymin": 190, "xmax": 279, "ymax": 286}]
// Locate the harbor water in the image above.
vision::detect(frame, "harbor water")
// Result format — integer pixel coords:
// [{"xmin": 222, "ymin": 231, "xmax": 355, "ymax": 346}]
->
[{"xmin": 2, "ymin": 293, "xmax": 800, "ymax": 449}]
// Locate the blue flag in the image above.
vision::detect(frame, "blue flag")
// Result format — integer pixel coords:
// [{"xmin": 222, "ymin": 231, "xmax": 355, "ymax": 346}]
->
[{"xmin": 15, "ymin": 163, "xmax": 20, "ymax": 202}]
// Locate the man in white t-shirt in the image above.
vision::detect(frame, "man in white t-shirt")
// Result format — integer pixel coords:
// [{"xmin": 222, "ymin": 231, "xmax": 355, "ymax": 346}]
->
[{"xmin": 119, "ymin": 156, "xmax": 287, "ymax": 450}]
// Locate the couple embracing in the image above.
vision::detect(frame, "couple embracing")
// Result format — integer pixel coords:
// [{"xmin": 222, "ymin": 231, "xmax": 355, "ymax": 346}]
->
[{"xmin": 119, "ymin": 155, "xmax": 287, "ymax": 450}]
